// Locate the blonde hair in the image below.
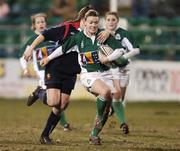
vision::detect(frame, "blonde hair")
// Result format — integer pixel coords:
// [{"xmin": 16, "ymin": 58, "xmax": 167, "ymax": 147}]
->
[
  {"xmin": 105, "ymin": 12, "xmax": 119, "ymax": 21},
  {"xmin": 31, "ymin": 13, "xmax": 47, "ymax": 31}
]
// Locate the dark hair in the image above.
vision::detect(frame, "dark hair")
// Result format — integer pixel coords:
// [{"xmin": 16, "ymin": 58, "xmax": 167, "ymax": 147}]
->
[
  {"xmin": 76, "ymin": 5, "xmax": 95, "ymax": 21},
  {"xmin": 84, "ymin": 10, "xmax": 99, "ymax": 20}
]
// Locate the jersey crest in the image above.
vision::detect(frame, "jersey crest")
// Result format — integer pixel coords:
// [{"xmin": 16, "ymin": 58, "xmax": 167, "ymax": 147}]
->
[{"xmin": 115, "ymin": 33, "xmax": 121, "ymax": 40}]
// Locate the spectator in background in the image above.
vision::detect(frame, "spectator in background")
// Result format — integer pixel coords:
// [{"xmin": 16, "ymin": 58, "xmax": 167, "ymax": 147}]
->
[
  {"xmin": 132, "ymin": 0, "xmax": 149, "ymax": 17},
  {"xmin": 48, "ymin": 0, "xmax": 76, "ymax": 20},
  {"xmin": 157, "ymin": 0, "xmax": 176, "ymax": 18},
  {"xmin": 149, "ymin": 0, "xmax": 176, "ymax": 18},
  {"xmin": 76, "ymin": 0, "xmax": 89, "ymax": 11},
  {"xmin": 0, "ymin": 0, "xmax": 10, "ymax": 19},
  {"xmin": 9, "ymin": 0, "xmax": 24, "ymax": 18},
  {"xmin": 76, "ymin": 0, "xmax": 108, "ymax": 16}
]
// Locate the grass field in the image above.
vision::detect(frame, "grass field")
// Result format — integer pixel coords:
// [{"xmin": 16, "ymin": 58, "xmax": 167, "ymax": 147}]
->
[{"xmin": 0, "ymin": 99, "xmax": 180, "ymax": 151}]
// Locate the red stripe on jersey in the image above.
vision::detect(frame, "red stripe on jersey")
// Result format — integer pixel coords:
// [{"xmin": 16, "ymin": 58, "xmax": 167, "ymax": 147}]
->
[{"xmin": 58, "ymin": 21, "xmax": 80, "ymax": 40}]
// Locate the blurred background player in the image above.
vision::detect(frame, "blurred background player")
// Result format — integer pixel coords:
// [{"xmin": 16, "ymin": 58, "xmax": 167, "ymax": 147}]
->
[
  {"xmin": 98, "ymin": 11, "xmax": 140, "ymax": 134},
  {"xmin": 105, "ymin": 11, "xmax": 140, "ymax": 106},
  {"xmin": 19, "ymin": 13, "xmax": 71, "ymax": 132}
]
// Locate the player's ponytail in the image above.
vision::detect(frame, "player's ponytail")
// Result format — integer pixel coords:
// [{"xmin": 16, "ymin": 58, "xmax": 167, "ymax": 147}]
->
[{"xmin": 74, "ymin": 5, "xmax": 95, "ymax": 22}]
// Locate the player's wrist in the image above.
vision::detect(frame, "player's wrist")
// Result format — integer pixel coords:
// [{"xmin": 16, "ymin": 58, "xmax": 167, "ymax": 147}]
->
[{"xmin": 46, "ymin": 55, "xmax": 53, "ymax": 62}]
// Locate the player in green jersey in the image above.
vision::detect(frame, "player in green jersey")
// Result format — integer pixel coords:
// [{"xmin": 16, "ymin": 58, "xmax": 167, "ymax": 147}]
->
[
  {"xmin": 99, "ymin": 11, "xmax": 140, "ymax": 133},
  {"xmin": 40, "ymin": 10, "xmax": 128, "ymax": 145}
]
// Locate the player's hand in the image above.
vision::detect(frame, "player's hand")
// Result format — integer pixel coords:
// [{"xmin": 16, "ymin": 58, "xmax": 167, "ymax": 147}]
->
[
  {"xmin": 23, "ymin": 68, "xmax": 30, "ymax": 77},
  {"xmin": 23, "ymin": 46, "xmax": 33, "ymax": 61},
  {"xmin": 40, "ymin": 58, "xmax": 50, "ymax": 66},
  {"xmin": 98, "ymin": 51, "xmax": 109, "ymax": 64},
  {"xmin": 97, "ymin": 30, "xmax": 110, "ymax": 44}
]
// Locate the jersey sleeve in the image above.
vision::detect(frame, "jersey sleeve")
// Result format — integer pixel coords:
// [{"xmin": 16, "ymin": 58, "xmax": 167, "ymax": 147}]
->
[
  {"xmin": 105, "ymin": 35, "xmax": 123, "ymax": 50},
  {"xmin": 19, "ymin": 34, "xmax": 37, "ymax": 58},
  {"xmin": 62, "ymin": 34, "xmax": 78, "ymax": 53},
  {"xmin": 129, "ymin": 33, "xmax": 139, "ymax": 48},
  {"xmin": 124, "ymin": 30, "xmax": 139, "ymax": 48}
]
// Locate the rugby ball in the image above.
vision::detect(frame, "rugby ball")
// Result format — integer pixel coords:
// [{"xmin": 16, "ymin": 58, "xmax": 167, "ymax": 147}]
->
[
  {"xmin": 98, "ymin": 45, "xmax": 113, "ymax": 56},
  {"xmin": 98, "ymin": 45, "xmax": 113, "ymax": 67}
]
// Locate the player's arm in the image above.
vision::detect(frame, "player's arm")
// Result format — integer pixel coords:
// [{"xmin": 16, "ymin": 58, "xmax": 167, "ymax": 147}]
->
[
  {"xmin": 99, "ymin": 48, "xmax": 125, "ymax": 64},
  {"xmin": 19, "ymin": 36, "xmax": 35, "ymax": 76},
  {"xmin": 99, "ymin": 36, "xmax": 126, "ymax": 64},
  {"xmin": 97, "ymin": 29, "xmax": 111, "ymax": 44},
  {"xmin": 19, "ymin": 56, "xmax": 29, "ymax": 76},
  {"xmin": 32, "ymin": 50, "xmax": 39, "ymax": 73},
  {"xmin": 121, "ymin": 37, "xmax": 140, "ymax": 59},
  {"xmin": 24, "ymin": 34, "xmax": 45, "ymax": 61},
  {"xmin": 40, "ymin": 35, "xmax": 77, "ymax": 66}
]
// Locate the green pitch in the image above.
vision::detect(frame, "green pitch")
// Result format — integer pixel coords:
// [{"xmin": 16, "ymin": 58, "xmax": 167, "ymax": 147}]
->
[{"xmin": 0, "ymin": 99, "xmax": 180, "ymax": 151}]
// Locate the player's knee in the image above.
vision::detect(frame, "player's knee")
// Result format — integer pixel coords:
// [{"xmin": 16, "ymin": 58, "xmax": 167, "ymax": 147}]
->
[
  {"xmin": 47, "ymin": 97, "xmax": 60, "ymax": 107},
  {"xmin": 52, "ymin": 106, "xmax": 61, "ymax": 115},
  {"xmin": 100, "ymin": 88, "xmax": 111, "ymax": 99},
  {"xmin": 113, "ymin": 91, "xmax": 121, "ymax": 100},
  {"xmin": 61, "ymin": 101, "xmax": 69, "ymax": 110}
]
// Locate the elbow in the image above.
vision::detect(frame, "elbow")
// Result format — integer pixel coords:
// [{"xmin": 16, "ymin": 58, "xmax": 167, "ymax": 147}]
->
[{"xmin": 134, "ymin": 48, "xmax": 140, "ymax": 55}]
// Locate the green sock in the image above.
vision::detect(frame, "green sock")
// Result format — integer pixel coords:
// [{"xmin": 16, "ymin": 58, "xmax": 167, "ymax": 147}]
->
[
  {"xmin": 102, "ymin": 101, "xmax": 111, "ymax": 126},
  {"xmin": 91, "ymin": 127, "xmax": 99, "ymax": 137},
  {"xmin": 96, "ymin": 96, "xmax": 107, "ymax": 118},
  {"xmin": 59, "ymin": 111, "xmax": 68, "ymax": 127},
  {"xmin": 112, "ymin": 99, "xmax": 126, "ymax": 124},
  {"xmin": 91, "ymin": 96, "xmax": 107, "ymax": 137},
  {"xmin": 122, "ymin": 99, "xmax": 126, "ymax": 106}
]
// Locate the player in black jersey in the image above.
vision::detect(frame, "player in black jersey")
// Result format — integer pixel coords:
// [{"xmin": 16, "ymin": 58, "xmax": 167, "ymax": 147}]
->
[{"xmin": 24, "ymin": 6, "xmax": 95, "ymax": 144}]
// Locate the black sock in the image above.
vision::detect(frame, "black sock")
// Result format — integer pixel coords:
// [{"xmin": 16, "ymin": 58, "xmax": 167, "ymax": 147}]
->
[
  {"xmin": 37, "ymin": 89, "xmax": 45, "ymax": 100},
  {"xmin": 37, "ymin": 89, "xmax": 48, "ymax": 105},
  {"xmin": 41, "ymin": 111, "xmax": 60, "ymax": 137},
  {"xmin": 42, "ymin": 93, "xmax": 47, "ymax": 105}
]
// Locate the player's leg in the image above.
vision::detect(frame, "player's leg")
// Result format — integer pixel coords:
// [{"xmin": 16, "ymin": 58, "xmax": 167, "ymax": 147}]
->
[
  {"xmin": 40, "ymin": 88, "xmax": 61, "ymax": 144},
  {"xmin": 121, "ymin": 87, "xmax": 127, "ymax": 106},
  {"xmin": 27, "ymin": 86, "xmax": 42, "ymax": 106},
  {"xmin": 112, "ymin": 79, "xmax": 129, "ymax": 134},
  {"xmin": 101, "ymin": 78, "xmax": 121, "ymax": 128},
  {"xmin": 59, "ymin": 92, "xmax": 72, "ymax": 131},
  {"xmin": 59, "ymin": 111, "xmax": 71, "ymax": 131},
  {"xmin": 120, "ymin": 66, "xmax": 130, "ymax": 106},
  {"xmin": 27, "ymin": 70, "xmax": 47, "ymax": 106},
  {"xmin": 108, "ymin": 68, "xmax": 120, "ymax": 116},
  {"xmin": 80, "ymin": 72, "xmax": 111, "ymax": 145},
  {"xmin": 89, "ymin": 79, "xmax": 112, "ymax": 145},
  {"xmin": 58, "ymin": 75, "xmax": 77, "ymax": 131}
]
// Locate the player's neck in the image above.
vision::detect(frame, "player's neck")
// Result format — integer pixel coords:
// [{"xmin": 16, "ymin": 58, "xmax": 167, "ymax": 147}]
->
[{"xmin": 84, "ymin": 28, "xmax": 96, "ymax": 38}]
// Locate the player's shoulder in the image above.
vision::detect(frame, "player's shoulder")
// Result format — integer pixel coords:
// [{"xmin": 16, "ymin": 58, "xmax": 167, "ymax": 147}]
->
[
  {"xmin": 24, "ymin": 32, "xmax": 38, "ymax": 45},
  {"xmin": 73, "ymin": 30, "xmax": 84, "ymax": 39},
  {"xmin": 116, "ymin": 27, "xmax": 128, "ymax": 33}
]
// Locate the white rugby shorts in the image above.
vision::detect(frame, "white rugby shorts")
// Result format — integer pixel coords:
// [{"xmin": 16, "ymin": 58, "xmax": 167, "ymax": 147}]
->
[
  {"xmin": 111, "ymin": 64, "xmax": 130, "ymax": 87},
  {"xmin": 80, "ymin": 70, "xmax": 116, "ymax": 93}
]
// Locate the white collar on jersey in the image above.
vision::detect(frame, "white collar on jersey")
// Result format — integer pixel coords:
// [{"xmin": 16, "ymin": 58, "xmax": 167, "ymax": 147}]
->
[{"xmin": 83, "ymin": 28, "xmax": 96, "ymax": 44}]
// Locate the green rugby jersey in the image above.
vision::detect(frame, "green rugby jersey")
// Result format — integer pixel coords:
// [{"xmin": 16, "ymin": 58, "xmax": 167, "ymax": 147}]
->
[
  {"xmin": 19, "ymin": 32, "xmax": 55, "ymax": 70},
  {"xmin": 62, "ymin": 29, "xmax": 124, "ymax": 72},
  {"xmin": 115, "ymin": 27, "xmax": 138, "ymax": 49},
  {"xmin": 109, "ymin": 27, "xmax": 139, "ymax": 68}
]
